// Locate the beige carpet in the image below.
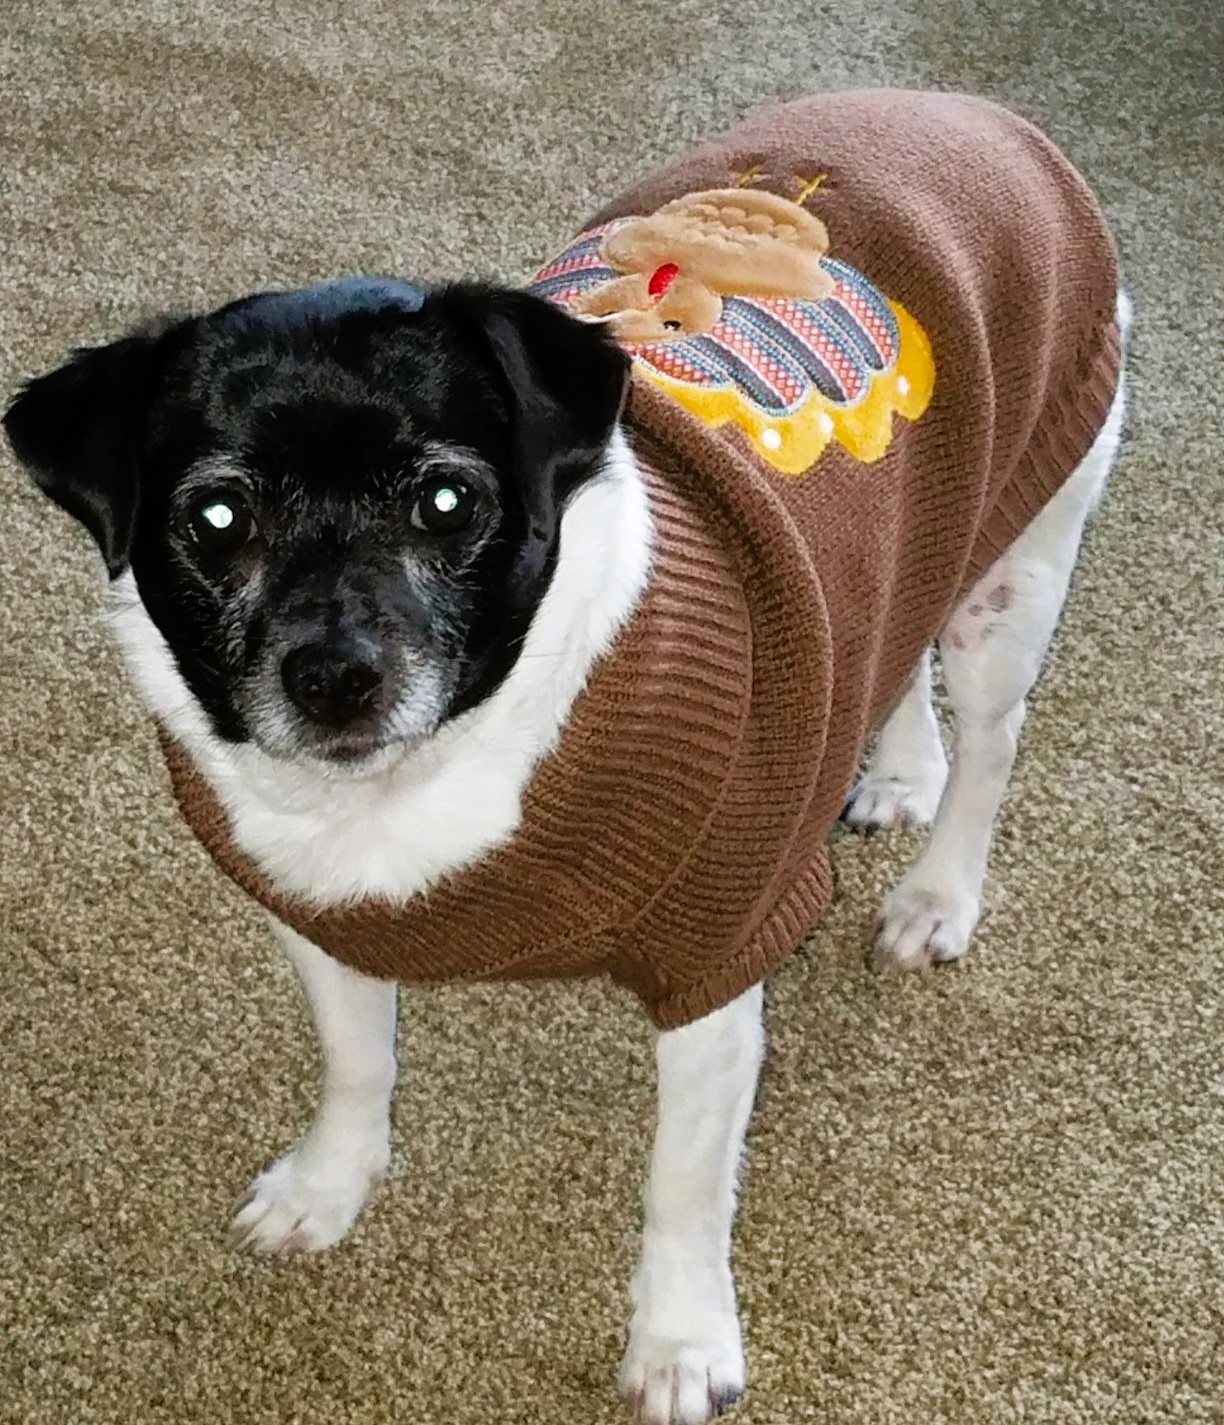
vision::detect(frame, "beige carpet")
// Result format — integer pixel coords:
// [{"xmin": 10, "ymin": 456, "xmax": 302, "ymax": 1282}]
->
[{"xmin": 1, "ymin": 2, "xmax": 1221, "ymax": 1421}]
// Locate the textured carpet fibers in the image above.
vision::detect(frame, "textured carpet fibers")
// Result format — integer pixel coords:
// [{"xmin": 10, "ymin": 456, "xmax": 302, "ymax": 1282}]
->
[{"xmin": 1, "ymin": 2, "xmax": 1221, "ymax": 1422}]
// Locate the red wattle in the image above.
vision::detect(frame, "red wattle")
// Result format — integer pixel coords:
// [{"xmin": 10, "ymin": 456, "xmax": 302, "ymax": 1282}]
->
[{"xmin": 648, "ymin": 262, "xmax": 680, "ymax": 299}]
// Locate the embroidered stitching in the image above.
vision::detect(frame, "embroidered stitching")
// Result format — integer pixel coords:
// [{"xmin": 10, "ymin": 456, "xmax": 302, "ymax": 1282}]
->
[{"xmin": 793, "ymin": 172, "xmax": 829, "ymax": 204}]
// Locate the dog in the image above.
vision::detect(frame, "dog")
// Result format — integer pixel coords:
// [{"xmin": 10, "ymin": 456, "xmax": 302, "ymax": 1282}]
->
[{"xmin": 4, "ymin": 91, "xmax": 1126, "ymax": 1424}]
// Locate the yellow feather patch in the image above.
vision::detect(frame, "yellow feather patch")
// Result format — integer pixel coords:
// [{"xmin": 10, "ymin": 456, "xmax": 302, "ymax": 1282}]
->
[{"xmin": 635, "ymin": 299, "xmax": 935, "ymax": 476}]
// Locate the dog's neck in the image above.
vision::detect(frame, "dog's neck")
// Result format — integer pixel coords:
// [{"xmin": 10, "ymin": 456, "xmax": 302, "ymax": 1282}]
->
[{"xmin": 109, "ymin": 426, "xmax": 653, "ymax": 905}]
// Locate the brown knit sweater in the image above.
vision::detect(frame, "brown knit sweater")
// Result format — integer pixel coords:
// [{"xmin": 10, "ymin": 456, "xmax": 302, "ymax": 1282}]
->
[{"xmin": 163, "ymin": 91, "xmax": 1121, "ymax": 1029}]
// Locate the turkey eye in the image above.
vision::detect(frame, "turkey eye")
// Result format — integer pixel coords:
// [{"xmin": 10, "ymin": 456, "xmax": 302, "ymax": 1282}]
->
[
  {"xmin": 186, "ymin": 492, "xmax": 255, "ymax": 556},
  {"xmin": 411, "ymin": 475, "xmax": 476, "ymax": 534}
]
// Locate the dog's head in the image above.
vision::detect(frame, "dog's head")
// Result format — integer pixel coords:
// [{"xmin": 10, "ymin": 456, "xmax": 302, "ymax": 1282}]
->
[{"xmin": 3, "ymin": 279, "xmax": 630, "ymax": 765}]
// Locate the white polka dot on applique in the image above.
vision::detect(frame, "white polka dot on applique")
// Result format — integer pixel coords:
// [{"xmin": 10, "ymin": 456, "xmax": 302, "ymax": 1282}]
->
[{"xmin": 761, "ymin": 427, "xmax": 782, "ymax": 450}]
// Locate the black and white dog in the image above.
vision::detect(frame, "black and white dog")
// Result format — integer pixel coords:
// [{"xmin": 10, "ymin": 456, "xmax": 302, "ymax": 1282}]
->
[{"xmin": 5, "ymin": 275, "xmax": 1126, "ymax": 1424}]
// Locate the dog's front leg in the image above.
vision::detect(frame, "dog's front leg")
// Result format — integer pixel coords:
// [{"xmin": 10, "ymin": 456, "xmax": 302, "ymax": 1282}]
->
[
  {"xmin": 230, "ymin": 921, "xmax": 397, "ymax": 1254},
  {"xmin": 620, "ymin": 984, "xmax": 764, "ymax": 1424}
]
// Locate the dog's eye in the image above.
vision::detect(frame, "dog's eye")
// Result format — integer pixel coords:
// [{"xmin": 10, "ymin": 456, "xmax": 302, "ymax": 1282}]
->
[
  {"xmin": 411, "ymin": 475, "xmax": 477, "ymax": 534},
  {"xmin": 186, "ymin": 492, "xmax": 255, "ymax": 556}
]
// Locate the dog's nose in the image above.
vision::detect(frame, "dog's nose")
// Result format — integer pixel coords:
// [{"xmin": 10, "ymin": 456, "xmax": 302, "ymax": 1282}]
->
[{"xmin": 281, "ymin": 635, "xmax": 386, "ymax": 728}]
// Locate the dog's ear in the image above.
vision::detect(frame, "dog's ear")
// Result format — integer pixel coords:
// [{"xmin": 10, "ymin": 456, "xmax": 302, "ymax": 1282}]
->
[
  {"xmin": 478, "ymin": 287, "xmax": 631, "ymax": 496},
  {"xmin": 3, "ymin": 318, "xmax": 186, "ymax": 577},
  {"xmin": 432, "ymin": 285, "xmax": 631, "ymax": 587}
]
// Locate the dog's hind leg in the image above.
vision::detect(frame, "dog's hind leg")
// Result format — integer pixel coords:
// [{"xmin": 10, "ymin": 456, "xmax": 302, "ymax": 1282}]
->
[
  {"xmin": 873, "ymin": 367, "xmax": 1127, "ymax": 972},
  {"xmin": 230, "ymin": 922, "xmax": 398, "ymax": 1253},
  {"xmin": 843, "ymin": 645, "xmax": 948, "ymax": 832}
]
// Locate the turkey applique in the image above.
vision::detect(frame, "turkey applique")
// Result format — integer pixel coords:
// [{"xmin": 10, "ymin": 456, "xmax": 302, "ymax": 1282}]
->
[{"xmin": 529, "ymin": 188, "xmax": 934, "ymax": 475}]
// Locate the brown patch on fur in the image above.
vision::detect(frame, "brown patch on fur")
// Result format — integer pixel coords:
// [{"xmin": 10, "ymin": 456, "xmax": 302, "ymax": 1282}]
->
[
  {"xmin": 987, "ymin": 583, "xmax": 1013, "ymax": 612},
  {"xmin": 968, "ymin": 602, "xmax": 984, "ymax": 617},
  {"xmin": 947, "ymin": 630, "xmax": 967, "ymax": 650}
]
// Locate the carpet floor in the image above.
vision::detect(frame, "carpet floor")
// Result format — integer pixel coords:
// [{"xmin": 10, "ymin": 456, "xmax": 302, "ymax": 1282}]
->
[{"xmin": 1, "ymin": 1, "xmax": 1221, "ymax": 1421}]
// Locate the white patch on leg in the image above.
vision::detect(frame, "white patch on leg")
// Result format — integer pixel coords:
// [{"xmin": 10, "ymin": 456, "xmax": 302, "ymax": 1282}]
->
[
  {"xmin": 620, "ymin": 987, "xmax": 762, "ymax": 1424},
  {"xmin": 231, "ymin": 923, "xmax": 398, "ymax": 1254},
  {"xmin": 844, "ymin": 647, "xmax": 947, "ymax": 832},
  {"xmin": 872, "ymin": 701, "xmax": 1025, "ymax": 972},
  {"xmin": 872, "ymin": 361, "xmax": 1127, "ymax": 973}
]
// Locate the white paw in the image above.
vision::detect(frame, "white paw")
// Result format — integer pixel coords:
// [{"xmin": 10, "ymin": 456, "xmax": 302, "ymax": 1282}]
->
[
  {"xmin": 229, "ymin": 1134, "xmax": 389, "ymax": 1255},
  {"xmin": 843, "ymin": 766, "xmax": 946, "ymax": 832},
  {"xmin": 619, "ymin": 1314, "xmax": 744, "ymax": 1424},
  {"xmin": 872, "ymin": 881, "xmax": 980, "ymax": 972}
]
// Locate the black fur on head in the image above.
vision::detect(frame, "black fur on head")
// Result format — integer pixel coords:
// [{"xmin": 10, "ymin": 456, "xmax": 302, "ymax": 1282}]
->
[{"xmin": 3, "ymin": 277, "xmax": 630, "ymax": 762}]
